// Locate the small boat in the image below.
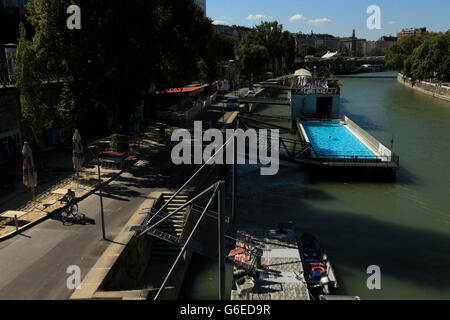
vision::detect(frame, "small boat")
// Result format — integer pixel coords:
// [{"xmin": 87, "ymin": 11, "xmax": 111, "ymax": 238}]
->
[{"xmin": 298, "ymin": 233, "xmax": 339, "ymax": 296}]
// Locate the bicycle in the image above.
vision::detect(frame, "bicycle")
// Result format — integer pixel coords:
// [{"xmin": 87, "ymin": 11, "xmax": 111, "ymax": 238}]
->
[{"xmin": 60, "ymin": 190, "xmax": 85, "ymax": 225}]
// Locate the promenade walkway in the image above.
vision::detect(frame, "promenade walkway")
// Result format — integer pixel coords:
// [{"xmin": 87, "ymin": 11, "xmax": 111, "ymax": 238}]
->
[
  {"xmin": 0, "ymin": 121, "xmax": 199, "ymax": 299},
  {"xmin": 0, "ymin": 122, "xmax": 175, "ymax": 241}
]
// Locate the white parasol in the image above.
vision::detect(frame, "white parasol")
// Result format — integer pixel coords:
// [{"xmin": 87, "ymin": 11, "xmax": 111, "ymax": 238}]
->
[
  {"xmin": 72, "ymin": 130, "xmax": 84, "ymax": 176},
  {"xmin": 22, "ymin": 142, "xmax": 38, "ymax": 201}
]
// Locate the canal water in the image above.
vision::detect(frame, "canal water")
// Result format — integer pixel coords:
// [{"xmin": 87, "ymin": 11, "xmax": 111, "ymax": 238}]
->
[{"xmin": 180, "ymin": 72, "xmax": 450, "ymax": 300}]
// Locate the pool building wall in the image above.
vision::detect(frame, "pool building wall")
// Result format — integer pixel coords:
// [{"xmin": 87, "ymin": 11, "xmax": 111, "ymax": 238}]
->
[{"xmin": 291, "ymin": 94, "xmax": 340, "ymax": 120}]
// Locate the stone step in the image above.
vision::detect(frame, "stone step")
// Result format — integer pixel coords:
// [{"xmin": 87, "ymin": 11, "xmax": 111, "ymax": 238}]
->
[{"xmin": 162, "ymin": 194, "xmax": 189, "ymax": 199}]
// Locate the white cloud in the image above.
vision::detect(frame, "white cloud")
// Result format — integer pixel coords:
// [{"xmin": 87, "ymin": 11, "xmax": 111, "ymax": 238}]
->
[
  {"xmin": 289, "ymin": 14, "xmax": 308, "ymax": 23},
  {"xmin": 308, "ymin": 18, "xmax": 332, "ymax": 26},
  {"xmin": 213, "ymin": 20, "xmax": 231, "ymax": 26},
  {"xmin": 388, "ymin": 21, "xmax": 396, "ymax": 25},
  {"xmin": 247, "ymin": 14, "xmax": 267, "ymax": 20}
]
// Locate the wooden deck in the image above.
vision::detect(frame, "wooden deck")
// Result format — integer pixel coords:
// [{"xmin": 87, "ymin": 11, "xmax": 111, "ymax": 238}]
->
[{"xmin": 230, "ymin": 228, "xmax": 310, "ymax": 300}]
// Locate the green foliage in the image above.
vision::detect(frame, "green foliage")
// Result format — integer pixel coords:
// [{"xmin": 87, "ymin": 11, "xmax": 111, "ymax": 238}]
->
[
  {"xmin": 237, "ymin": 44, "xmax": 270, "ymax": 81},
  {"xmin": 369, "ymin": 47, "xmax": 385, "ymax": 57},
  {"xmin": 16, "ymin": 0, "xmax": 217, "ymax": 139},
  {"xmin": 296, "ymin": 44, "xmax": 317, "ymax": 57},
  {"xmin": 315, "ymin": 44, "xmax": 332, "ymax": 57},
  {"xmin": 338, "ymin": 40, "xmax": 350, "ymax": 56},
  {"xmin": 385, "ymin": 35, "xmax": 424, "ymax": 71},
  {"xmin": 386, "ymin": 32, "xmax": 450, "ymax": 81},
  {"xmin": 281, "ymin": 31, "xmax": 296, "ymax": 73},
  {"xmin": 16, "ymin": 24, "xmax": 54, "ymax": 146},
  {"xmin": 237, "ymin": 21, "xmax": 295, "ymax": 78}
]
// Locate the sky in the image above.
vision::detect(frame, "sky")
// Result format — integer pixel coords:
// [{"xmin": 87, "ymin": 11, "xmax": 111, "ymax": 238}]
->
[{"xmin": 206, "ymin": 0, "xmax": 450, "ymax": 41}]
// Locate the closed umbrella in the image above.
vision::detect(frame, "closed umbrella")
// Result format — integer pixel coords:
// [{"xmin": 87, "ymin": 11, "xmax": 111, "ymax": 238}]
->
[
  {"xmin": 72, "ymin": 130, "xmax": 84, "ymax": 177},
  {"xmin": 22, "ymin": 141, "xmax": 38, "ymax": 201}
]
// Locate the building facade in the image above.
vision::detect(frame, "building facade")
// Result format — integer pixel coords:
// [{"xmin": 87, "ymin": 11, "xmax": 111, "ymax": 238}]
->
[
  {"xmin": 294, "ymin": 32, "xmax": 339, "ymax": 51},
  {"xmin": 397, "ymin": 27, "xmax": 427, "ymax": 41},
  {"xmin": 213, "ymin": 24, "xmax": 250, "ymax": 41},
  {"xmin": 194, "ymin": 0, "xmax": 206, "ymax": 16}
]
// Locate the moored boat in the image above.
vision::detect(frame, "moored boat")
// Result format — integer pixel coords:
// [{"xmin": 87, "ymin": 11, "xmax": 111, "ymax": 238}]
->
[{"xmin": 297, "ymin": 233, "xmax": 339, "ymax": 296}]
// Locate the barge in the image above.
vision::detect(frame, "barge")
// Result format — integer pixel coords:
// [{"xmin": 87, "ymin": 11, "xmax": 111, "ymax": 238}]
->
[
  {"xmin": 229, "ymin": 223, "xmax": 310, "ymax": 300},
  {"xmin": 291, "ymin": 73, "xmax": 399, "ymax": 176}
]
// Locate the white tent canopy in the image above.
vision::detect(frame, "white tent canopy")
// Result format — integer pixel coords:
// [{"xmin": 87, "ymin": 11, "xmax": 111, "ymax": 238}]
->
[
  {"xmin": 322, "ymin": 51, "xmax": 341, "ymax": 59},
  {"xmin": 294, "ymin": 68, "xmax": 312, "ymax": 77}
]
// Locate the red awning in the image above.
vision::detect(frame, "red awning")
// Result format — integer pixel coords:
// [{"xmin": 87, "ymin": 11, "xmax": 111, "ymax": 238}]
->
[{"xmin": 157, "ymin": 84, "xmax": 208, "ymax": 96}]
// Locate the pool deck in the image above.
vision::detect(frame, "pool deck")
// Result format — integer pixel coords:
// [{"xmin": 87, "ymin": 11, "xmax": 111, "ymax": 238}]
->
[{"xmin": 230, "ymin": 229, "xmax": 310, "ymax": 300}]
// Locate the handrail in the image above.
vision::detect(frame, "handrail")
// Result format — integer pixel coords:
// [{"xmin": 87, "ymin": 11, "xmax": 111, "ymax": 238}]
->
[
  {"xmin": 153, "ymin": 181, "xmax": 222, "ymax": 300},
  {"xmin": 141, "ymin": 129, "xmax": 238, "ymax": 229}
]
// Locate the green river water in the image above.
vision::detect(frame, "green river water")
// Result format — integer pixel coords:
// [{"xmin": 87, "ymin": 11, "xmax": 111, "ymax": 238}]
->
[{"xmin": 180, "ymin": 72, "xmax": 450, "ymax": 300}]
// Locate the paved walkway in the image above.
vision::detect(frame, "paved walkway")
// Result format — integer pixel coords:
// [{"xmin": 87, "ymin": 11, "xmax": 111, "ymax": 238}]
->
[
  {"xmin": 0, "ymin": 122, "xmax": 176, "ymax": 241},
  {"xmin": 0, "ymin": 122, "xmax": 197, "ymax": 299}
]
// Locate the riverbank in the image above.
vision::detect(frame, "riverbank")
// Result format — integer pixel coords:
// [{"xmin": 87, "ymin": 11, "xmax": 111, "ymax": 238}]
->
[
  {"xmin": 397, "ymin": 73, "xmax": 450, "ymax": 102},
  {"xmin": 181, "ymin": 71, "xmax": 450, "ymax": 300}
]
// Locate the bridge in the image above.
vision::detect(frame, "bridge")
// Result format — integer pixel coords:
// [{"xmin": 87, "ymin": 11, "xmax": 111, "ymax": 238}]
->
[
  {"xmin": 255, "ymin": 83, "xmax": 292, "ymax": 90},
  {"xmin": 337, "ymin": 75, "xmax": 396, "ymax": 79},
  {"xmin": 238, "ymin": 96, "xmax": 291, "ymax": 105}
]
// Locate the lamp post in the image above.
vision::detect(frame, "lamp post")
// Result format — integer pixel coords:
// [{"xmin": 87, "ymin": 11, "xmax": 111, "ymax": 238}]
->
[{"xmin": 88, "ymin": 145, "xmax": 106, "ymax": 240}]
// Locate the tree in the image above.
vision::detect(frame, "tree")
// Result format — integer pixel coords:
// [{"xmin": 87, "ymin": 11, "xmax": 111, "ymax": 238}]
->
[
  {"xmin": 338, "ymin": 40, "xmax": 350, "ymax": 56},
  {"xmin": 254, "ymin": 21, "xmax": 284, "ymax": 74},
  {"xmin": 409, "ymin": 33, "xmax": 449, "ymax": 81},
  {"xmin": 385, "ymin": 35, "xmax": 423, "ymax": 71},
  {"xmin": 237, "ymin": 44, "xmax": 270, "ymax": 81},
  {"xmin": 281, "ymin": 31, "xmax": 296, "ymax": 73},
  {"xmin": 369, "ymin": 47, "xmax": 385, "ymax": 57},
  {"xmin": 237, "ymin": 21, "xmax": 295, "ymax": 76},
  {"xmin": 296, "ymin": 44, "xmax": 317, "ymax": 57},
  {"xmin": 386, "ymin": 31, "xmax": 450, "ymax": 81},
  {"xmin": 16, "ymin": 0, "xmax": 214, "ymax": 141},
  {"xmin": 315, "ymin": 44, "xmax": 332, "ymax": 57}
]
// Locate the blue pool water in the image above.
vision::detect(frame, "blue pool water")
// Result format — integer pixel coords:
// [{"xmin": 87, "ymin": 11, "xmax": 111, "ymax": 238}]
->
[{"xmin": 301, "ymin": 121, "xmax": 376, "ymax": 159}]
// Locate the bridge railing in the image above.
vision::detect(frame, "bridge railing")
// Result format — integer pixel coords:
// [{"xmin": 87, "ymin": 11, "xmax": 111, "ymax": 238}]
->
[{"xmin": 311, "ymin": 151, "xmax": 399, "ymax": 166}]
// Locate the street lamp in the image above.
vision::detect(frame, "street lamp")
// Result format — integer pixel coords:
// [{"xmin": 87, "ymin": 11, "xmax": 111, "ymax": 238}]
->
[{"xmin": 88, "ymin": 144, "xmax": 106, "ymax": 240}]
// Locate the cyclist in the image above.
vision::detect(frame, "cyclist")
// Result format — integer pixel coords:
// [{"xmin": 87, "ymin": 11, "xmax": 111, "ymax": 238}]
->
[
  {"xmin": 62, "ymin": 189, "xmax": 76, "ymax": 207},
  {"xmin": 60, "ymin": 189, "xmax": 84, "ymax": 224}
]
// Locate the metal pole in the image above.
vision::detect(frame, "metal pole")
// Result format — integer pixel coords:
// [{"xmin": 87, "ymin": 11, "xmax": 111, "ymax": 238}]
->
[
  {"xmin": 218, "ymin": 181, "xmax": 226, "ymax": 300},
  {"xmin": 97, "ymin": 159, "xmax": 106, "ymax": 240},
  {"xmin": 231, "ymin": 120, "xmax": 238, "ymax": 237}
]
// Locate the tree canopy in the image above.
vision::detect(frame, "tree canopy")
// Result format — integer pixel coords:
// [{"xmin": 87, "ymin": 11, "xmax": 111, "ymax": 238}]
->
[
  {"xmin": 386, "ymin": 31, "xmax": 450, "ymax": 81},
  {"xmin": 15, "ymin": 0, "xmax": 220, "ymax": 143},
  {"xmin": 237, "ymin": 21, "xmax": 295, "ymax": 80}
]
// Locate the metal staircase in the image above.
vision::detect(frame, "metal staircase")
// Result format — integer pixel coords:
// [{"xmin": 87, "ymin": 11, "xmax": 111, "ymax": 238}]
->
[{"xmin": 148, "ymin": 193, "xmax": 189, "ymax": 261}]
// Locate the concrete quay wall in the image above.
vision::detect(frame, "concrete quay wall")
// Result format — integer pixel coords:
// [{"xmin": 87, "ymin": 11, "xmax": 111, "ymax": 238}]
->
[{"xmin": 397, "ymin": 73, "xmax": 450, "ymax": 102}]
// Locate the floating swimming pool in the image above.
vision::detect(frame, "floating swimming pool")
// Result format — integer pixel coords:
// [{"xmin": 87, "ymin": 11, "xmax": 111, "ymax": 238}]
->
[{"xmin": 301, "ymin": 121, "xmax": 377, "ymax": 159}]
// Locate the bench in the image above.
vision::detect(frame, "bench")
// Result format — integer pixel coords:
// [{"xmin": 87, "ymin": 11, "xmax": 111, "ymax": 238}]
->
[{"xmin": 0, "ymin": 210, "xmax": 29, "ymax": 231}]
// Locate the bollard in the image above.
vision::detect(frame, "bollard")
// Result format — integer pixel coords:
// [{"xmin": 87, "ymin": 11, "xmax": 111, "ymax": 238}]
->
[
  {"xmin": 159, "ymin": 125, "xmax": 166, "ymax": 136},
  {"xmin": 14, "ymin": 215, "xmax": 19, "ymax": 232}
]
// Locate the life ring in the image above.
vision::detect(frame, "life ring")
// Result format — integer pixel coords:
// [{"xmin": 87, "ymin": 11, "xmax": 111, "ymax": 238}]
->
[{"xmin": 312, "ymin": 266, "xmax": 326, "ymax": 274}]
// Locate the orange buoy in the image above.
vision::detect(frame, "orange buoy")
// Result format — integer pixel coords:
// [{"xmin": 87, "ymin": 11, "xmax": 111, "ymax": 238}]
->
[{"xmin": 312, "ymin": 266, "xmax": 326, "ymax": 274}]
